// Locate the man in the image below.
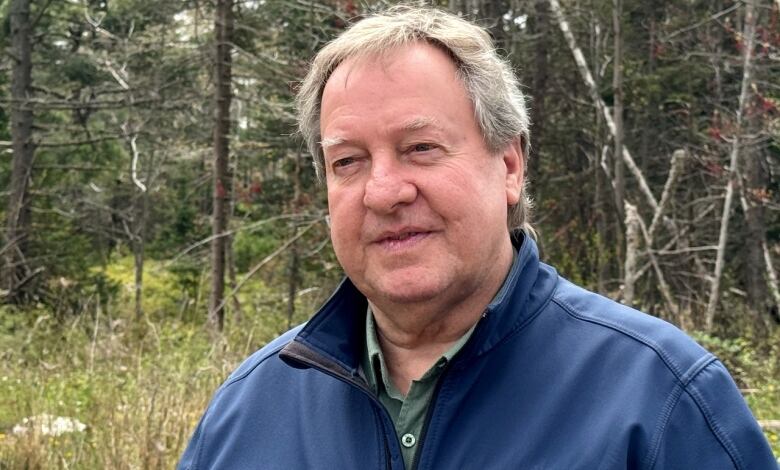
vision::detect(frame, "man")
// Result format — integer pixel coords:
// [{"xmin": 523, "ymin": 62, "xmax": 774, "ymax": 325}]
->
[{"xmin": 180, "ymin": 7, "xmax": 776, "ymax": 469}]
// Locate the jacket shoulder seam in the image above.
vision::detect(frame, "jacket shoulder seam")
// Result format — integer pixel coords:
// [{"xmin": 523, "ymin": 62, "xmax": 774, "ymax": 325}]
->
[
  {"xmin": 643, "ymin": 355, "xmax": 718, "ymax": 469},
  {"xmin": 552, "ymin": 295, "xmax": 712, "ymax": 383},
  {"xmin": 683, "ymin": 362, "xmax": 745, "ymax": 469}
]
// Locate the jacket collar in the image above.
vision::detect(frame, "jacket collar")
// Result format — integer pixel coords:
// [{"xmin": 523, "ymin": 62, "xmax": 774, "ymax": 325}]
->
[{"xmin": 280, "ymin": 231, "xmax": 557, "ymax": 375}]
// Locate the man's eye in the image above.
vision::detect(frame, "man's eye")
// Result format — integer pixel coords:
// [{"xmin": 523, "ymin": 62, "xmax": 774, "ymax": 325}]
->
[
  {"xmin": 332, "ymin": 157, "xmax": 355, "ymax": 168},
  {"xmin": 411, "ymin": 143, "xmax": 435, "ymax": 153}
]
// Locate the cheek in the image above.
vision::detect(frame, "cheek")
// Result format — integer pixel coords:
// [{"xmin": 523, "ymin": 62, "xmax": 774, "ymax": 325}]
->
[{"xmin": 327, "ymin": 189, "xmax": 362, "ymax": 242}]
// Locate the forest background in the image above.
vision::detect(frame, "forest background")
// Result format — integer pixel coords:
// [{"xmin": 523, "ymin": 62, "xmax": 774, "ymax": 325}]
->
[{"xmin": 0, "ymin": 0, "xmax": 778, "ymax": 467}]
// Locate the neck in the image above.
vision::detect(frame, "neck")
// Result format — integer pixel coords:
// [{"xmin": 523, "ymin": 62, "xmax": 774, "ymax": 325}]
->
[{"xmin": 369, "ymin": 241, "xmax": 515, "ymax": 395}]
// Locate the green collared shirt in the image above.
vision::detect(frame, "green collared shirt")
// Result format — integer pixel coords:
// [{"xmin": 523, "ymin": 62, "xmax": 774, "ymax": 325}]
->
[{"xmin": 362, "ymin": 311, "xmax": 476, "ymax": 469}]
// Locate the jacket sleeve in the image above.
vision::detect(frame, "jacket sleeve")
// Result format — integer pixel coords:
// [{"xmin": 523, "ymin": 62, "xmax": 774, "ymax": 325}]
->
[
  {"xmin": 647, "ymin": 360, "xmax": 777, "ymax": 470},
  {"xmin": 177, "ymin": 411, "xmax": 206, "ymax": 470}
]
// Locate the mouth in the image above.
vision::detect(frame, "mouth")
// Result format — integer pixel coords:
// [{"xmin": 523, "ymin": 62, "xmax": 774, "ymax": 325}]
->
[
  {"xmin": 374, "ymin": 229, "xmax": 432, "ymax": 248},
  {"xmin": 382, "ymin": 231, "xmax": 425, "ymax": 242}
]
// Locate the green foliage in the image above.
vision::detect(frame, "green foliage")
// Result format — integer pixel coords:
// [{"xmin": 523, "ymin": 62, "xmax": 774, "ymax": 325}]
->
[
  {"xmin": 99, "ymin": 256, "xmax": 188, "ymax": 318},
  {"xmin": 60, "ymin": 55, "xmax": 105, "ymax": 87},
  {"xmin": 232, "ymin": 231, "xmax": 278, "ymax": 272}
]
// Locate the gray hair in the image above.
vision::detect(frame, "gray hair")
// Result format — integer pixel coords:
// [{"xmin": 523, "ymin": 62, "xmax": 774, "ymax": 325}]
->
[{"xmin": 296, "ymin": 5, "xmax": 533, "ymax": 231}]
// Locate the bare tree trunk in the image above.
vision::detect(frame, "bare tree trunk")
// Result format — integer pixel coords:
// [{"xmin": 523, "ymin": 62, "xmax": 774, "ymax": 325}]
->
[
  {"xmin": 287, "ymin": 151, "xmax": 303, "ymax": 329},
  {"xmin": 763, "ymin": 240, "xmax": 780, "ymax": 309},
  {"xmin": 120, "ymin": 130, "xmax": 149, "ymax": 321},
  {"xmin": 596, "ymin": 149, "xmax": 609, "ymax": 293},
  {"xmin": 287, "ymin": 242, "xmax": 299, "ymax": 329},
  {"xmin": 705, "ymin": 0, "xmax": 757, "ymax": 331},
  {"xmin": 623, "ymin": 203, "xmax": 640, "ymax": 305},
  {"xmin": 133, "ymin": 234, "xmax": 145, "ymax": 320},
  {"xmin": 530, "ymin": 0, "xmax": 550, "ymax": 163},
  {"xmin": 226, "ymin": 212, "xmax": 242, "ymax": 322},
  {"xmin": 593, "ymin": 19, "xmax": 609, "ymax": 293},
  {"xmin": 3, "ymin": 0, "xmax": 35, "ymax": 302},
  {"xmin": 740, "ymin": 145, "xmax": 770, "ymax": 320},
  {"xmin": 738, "ymin": 172, "xmax": 777, "ymax": 325},
  {"xmin": 208, "ymin": 0, "xmax": 234, "ymax": 333},
  {"xmin": 612, "ymin": 0, "xmax": 625, "ymax": 223}
]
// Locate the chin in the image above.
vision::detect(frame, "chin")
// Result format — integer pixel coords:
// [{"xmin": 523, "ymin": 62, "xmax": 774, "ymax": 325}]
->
[{"xmin": 364, "ymin": 276, "xmax": 449, "ymax": 305}]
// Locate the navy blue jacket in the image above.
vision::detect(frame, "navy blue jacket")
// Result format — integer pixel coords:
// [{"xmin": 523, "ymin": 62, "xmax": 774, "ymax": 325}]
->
[{"xmin": 179, "ymin": 236, "xmax": 776, "ymax": 469}]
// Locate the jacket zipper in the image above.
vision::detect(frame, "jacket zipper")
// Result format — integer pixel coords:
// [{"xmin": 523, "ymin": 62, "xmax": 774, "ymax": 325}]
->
[
  {"xmin": 410, "ymin": 311, "xmax": 486, "ymax": 470},
  {"xmin": 409, "ymin": 361, "xmax": 452, "ymax": 470},
  {"xmin": 280, "ymin": 340, "xmax": 400, "ymax": 470}
]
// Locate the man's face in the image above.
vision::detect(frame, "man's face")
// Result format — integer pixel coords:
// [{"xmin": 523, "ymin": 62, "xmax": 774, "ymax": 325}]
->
[{"xmin": 320, "ymin": 42, "xmax": 523, "ymax": 309}]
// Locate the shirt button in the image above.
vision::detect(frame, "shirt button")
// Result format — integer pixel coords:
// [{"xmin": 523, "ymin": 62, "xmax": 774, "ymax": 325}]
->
[{"xmin": 401, "ymin": 433, "xmax": 416, "ymax": 448}]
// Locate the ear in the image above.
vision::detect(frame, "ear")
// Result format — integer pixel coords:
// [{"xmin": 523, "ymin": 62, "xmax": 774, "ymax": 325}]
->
[{"xmin": 502, "ymin": 139, "xmax": 524, "ymax": 205}]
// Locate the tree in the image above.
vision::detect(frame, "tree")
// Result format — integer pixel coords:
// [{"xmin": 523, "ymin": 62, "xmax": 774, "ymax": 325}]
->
[
  {"xmin": 208, "ymin": 0, "xmax": 234, "ymax": 333},
  {"xmin": 3, "ymin": 0, "xmax": 35, "ymax": 302},
  {"xmin": 705, "ymin": 0, "xmax": 759, "ymax": 331}
]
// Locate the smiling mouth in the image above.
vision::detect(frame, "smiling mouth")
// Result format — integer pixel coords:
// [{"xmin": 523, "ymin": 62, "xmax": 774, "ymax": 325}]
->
[
  {"xmin": 384, "ymin": 231, "xmax": 423, "ymax": 241},
  {"xmin": 375, "ymin": 231, "xmax": 431, "ymax": 248}
]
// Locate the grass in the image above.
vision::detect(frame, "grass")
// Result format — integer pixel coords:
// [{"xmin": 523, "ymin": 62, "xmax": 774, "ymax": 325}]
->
[
  {"xmin": 0, "ymin": 304, "xmax": 778, "ymax": 468},
  {"xmin": 0, "ymin": 303, "xmax": 290, "ymax": 469}
]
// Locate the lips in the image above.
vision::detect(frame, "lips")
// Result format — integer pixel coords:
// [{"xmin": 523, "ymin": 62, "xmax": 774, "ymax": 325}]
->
[
  {"xmin": 384, "ymin": 231, "xmax": 422, "ymax": 241},
  {"xmin": 372, "ymin": 228, "xmax": 433, "ymax": 247}
]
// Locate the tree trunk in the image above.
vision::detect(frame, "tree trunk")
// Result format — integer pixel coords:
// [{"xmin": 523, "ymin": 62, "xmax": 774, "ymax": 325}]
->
[
  {"xmin": 133, "ymin": 236, "xmax": 145, "ymax": 320},
  {"xmin": 208, "ymin": 0, "xmax": 234, "ymax": 333},
  {"xmin": 612, "ymin": 0, "xmax": 625, "ymax": 223},
  {"xmin": 741, "ymin": 147, "xmax": 768, "ymax": 320},
  {"xmin": 623, "ymin": 202, "xmax": 640, "ymax": 305},
  {"xmin": 133, "ymin": 158, "xmax": 150, "ymax": 321},
  {"xmin": 287, "ymin": 241, "xmax": 299, "ymax": 329},
  {"xmin": 530, "ymin": 0, "xmax": 550, "ymax": 163},
  {"xmin": 705, "ymin": 0, "xmax": 757, "ymax": 331},
  {"xmin": 287, "ymin": 151, "xmax": 303, "ymax": 329},
  {"xmin": 3, "ymin": 0, "xmax": 35, "ymax": 302}
]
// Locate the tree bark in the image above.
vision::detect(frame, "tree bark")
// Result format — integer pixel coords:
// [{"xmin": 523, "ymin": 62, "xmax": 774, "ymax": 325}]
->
[
  {"xmin": 3, "ymin": 0, "xmax": 35, "ymax": 302},
  {"xmin": 623, "ymin": 202, "xmax": 640, "ymax": 305},
  {"xmin": 705, "ymin": 0, "xmax": 757, "ymax": 331},
  {"xmin": 741, "ymin": 155, "xmax": 768, "ymax": 318},
  {"xmin": 208, "ymin": 0, "xmax": 234, "ymax": 333},
  {"xmin": 612, "ymin": 0, "xmax": 625, "ymax": 223},
  {"xmin": 530, "ymin": 0, "xmax": 550, "ymax": 163},
  {"xmin": 287, "ymin": 151, "xmax": 303, "ymax": 329}
]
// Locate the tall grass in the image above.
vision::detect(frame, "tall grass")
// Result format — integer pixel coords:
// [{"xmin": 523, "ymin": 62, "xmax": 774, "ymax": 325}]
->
[{"xmin": 0, "ymin": 301, "xmax": 291, "ymax": 469}]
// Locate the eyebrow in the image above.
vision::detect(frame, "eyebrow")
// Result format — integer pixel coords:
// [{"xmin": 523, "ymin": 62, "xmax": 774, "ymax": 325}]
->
[
  {"xmin": 320, "ymin": 116, "xmax": 444, "ymax": 151},
  {"xmin": 320, "ymin": 136, "xmax": 345, "ymax": 150},
  {"xmin": 400, "ymin": 116, "xmax": 442, "ymax": 132}
]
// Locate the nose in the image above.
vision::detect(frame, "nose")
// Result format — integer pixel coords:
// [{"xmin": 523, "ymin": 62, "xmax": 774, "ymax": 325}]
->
[{"xmin": 363, "ymin": 158, "xmax": 417, "ymax": 214}]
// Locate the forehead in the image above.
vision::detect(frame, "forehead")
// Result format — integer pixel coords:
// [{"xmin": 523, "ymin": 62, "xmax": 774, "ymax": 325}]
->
[
  {"xmin": 321, "ymin": 42, "xmax": 464, "ymax": 107},
  {"xmin": 319, "ymin": 42, "xmax": 476, "ymax": 142}
]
